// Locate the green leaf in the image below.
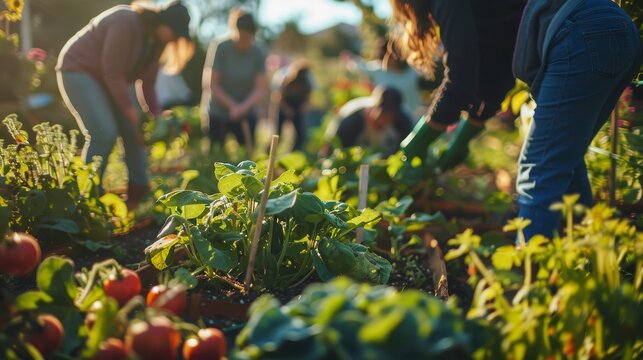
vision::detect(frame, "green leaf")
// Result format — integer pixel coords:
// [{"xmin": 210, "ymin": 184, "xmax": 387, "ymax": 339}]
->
[
  {"xmin": 81, "ymin": 297, "xmax": 120, "ymax": 359},
  {"xmin": 37, "ymin": 217, "xmax": 81, "ymax": 234},
  {"xmin": 145, "ymin": 235, "xmax": 180, "ymax": 270},
  {"xmin": 0, "ymin": 197, "xmax": 9, "ymax": 237},
  {"xmin": 272, "ymin": 170, "xmax": 300, "ymax": 186},
  {"xmin": 174, "ymin": 267, "xmax": 198, "ymax": 289},
  {"xmin": 277, "ymin": 152, "xmax": 309, "ymax": 171},
  {"xmin": 491, "ymin": 245, "xmax": 517, "ymax": 270},
  {"xmin": 193, "ymin": 229, "xmax": 237, "ymax": 272},
  {"xmin": 46, "ymin": 188, "xmax": 77, "ymax": 216},
  {"xmin": 293, "ymin": 192, "xmax": 325, "ymax": 224},
  {"xmin": 15, "ymin": 291, "xmax": 53, "ymax": 310},
  {"xmin": 214, "ymin": 162, "xmax": 238, "ymax": 180},
  {"xmin": 263, "ymin": 190, "xmax": 298, "ymax": 216},
  {"xmin": 158, "ymin": 190, "xmax": 212, "ymax": 207},
  {"xmin": 157, "ymin": 215, "xmax": 186, "ymax": 239},
  {"xmin": 218, "ymin": 173, "xmax": 245, "ymax": 198},
  {"xmin": 36, "ymin": 257, "xmax": 78, "ymax": 304},
  {"xmin": 312, "ymin": 249, "xmax": 333, "ymax": 281},
  {"xmin": 100, "ymin": 193, "xmax": 128, "ymax": 220},
  {"xmin": 347, "ymin": 208, "xmax": 381, "ymax": 228},
  {"xmin": 318, "ymin": 239, "xmax": 391, "ymax": 284}
]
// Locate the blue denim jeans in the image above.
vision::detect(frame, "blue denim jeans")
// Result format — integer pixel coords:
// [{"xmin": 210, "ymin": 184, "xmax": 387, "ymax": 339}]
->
[
  {"xmin": 57, "ymin": 71, "xmax": 149, "ymax": 187},
  {"xmin": 517, "ymin": 0, "xmax": 642, "ymax": 240}
]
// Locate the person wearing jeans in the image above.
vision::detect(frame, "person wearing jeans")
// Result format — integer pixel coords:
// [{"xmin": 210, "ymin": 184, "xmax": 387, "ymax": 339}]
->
[
  {"xmin": 56, "ymin": 1, "xmax": 193, "ymax": 208},
  {"xmin": 514, "ymin": 0, "xmax": 642, "ymax": 240}
]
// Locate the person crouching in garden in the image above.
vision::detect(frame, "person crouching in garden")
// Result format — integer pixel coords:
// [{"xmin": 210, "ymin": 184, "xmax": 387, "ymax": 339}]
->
[
  {"xmin": 324, "ymin": 86, "xmax": 412, "ymax": 156},
  {"xmin": 201, "ymin": 9, "xmax": 267, "ymax": 156},
  {"xmin": 56, "ymin": 1, "xmax": 194, "ymax": 209}
]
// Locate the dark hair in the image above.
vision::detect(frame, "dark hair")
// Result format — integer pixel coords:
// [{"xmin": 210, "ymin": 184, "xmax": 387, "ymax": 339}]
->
[
  {"xmin": 372, "ymin": 86, "xmax": 403, "ymax": 113},
  {"xmin": 132, "ymin": 1, "xmax": 194, "ymax": 74},
  {"xmin": 389, "ymin": 0, "xmax": 440, "ymax": 79},
  {"xmin": 229, "ymin": 8, "xmax": 257, "ymax": 34}
]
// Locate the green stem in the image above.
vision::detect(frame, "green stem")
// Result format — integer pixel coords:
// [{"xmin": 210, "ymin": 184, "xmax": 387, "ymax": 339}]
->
[
  {"xmin": 75, "ymin": 259, "xmax": 120, "ymax": 307},
  {"xmin": 276, "ymin": 218, "xmax": 293, "ymax": 270},
  {"xmin": 595, "ymin": 316, "xmax": 604, "ymax": 357}
]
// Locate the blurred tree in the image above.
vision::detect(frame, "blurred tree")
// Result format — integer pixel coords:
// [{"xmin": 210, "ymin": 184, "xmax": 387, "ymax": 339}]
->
[{"xmin": 271, "ymin": 20, "xmax": 307, "ymax": 54}]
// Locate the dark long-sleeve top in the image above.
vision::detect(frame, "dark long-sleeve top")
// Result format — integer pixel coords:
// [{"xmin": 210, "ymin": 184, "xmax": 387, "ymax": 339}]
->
[
  {"xmin": 426, "ymin": 0, "xmax": 525, "ymax": 124},
  {"xmin": 56, "ymin": 5, "xmax": 161, "ymax": 116}
]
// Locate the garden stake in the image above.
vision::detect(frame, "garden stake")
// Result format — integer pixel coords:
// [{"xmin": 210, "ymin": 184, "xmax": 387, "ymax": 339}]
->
[
  {"xmin": 242, "ymin": 120, "xmax": 254, "ymax": 159},
  {"xmin": 243, "ymin": 135, "xmax": 279, "ymax": 292},
  {"xmin": 356, "ymin": 164, "xmax": 369, "ymax": 243},
  {"xmin": 608, "ymin": 109, "xmax": 617, "ymax": 206}
]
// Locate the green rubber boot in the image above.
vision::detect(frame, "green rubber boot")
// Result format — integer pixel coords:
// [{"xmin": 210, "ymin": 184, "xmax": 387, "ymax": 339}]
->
[
  {"xmin": 400, "ymin": 116, "xmax": 444, "ymax": 162},
  {"xmin": 436, "ymin": 118, "xmax": 484, "ymax": 172}
]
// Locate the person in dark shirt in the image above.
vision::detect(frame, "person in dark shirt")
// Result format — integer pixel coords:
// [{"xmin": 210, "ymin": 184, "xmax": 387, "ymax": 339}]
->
[
  {"xmin": 390, "ymin": 0, "xmax": 526, "ymax": 172},
  {"xmin": 271, "ymin": 60, "xmax": 314, "ymax": 151},
  {"xmin": 326, "ymin": 86, "xmax": 412, "ymax": 156},
  {"xmin": 513, "ymin": 0, "xmax": 642, "ymax": 240}
]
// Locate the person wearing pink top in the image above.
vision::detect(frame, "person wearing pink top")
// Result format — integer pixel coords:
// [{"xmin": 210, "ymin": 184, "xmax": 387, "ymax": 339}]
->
[{"xmin": 56, "ymin": 1, "xmax": 193, "ymax": 208}]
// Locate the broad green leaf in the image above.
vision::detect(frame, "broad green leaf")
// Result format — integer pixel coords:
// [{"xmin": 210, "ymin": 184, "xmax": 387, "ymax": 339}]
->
[
  {"xmin": 272, "ymin": 169, "xmax": 300, "ymax": 186},
  {"xmin": 193, "ymin": 230, "xmax": 237, "ymax": 272},
  {"xmin": 46, "ymin": 188, "xmax": 77, "ymax": 216},
  {"xmin": 157, "ymin": 215, "xmax": 186, "ymax": 239},
  {"xmin": 144, "ymin": 235, "xmax": 180, "ymax": 270},
  {"xmin": 158, "ymin": 190, "xmax": 212, "ymax": 207},
  {"xmin": 37, "ymin": 217, "xmax": 81, "ymax": 234},
  {"xmin": 294, "ymin": 192, "xmax": 325, "ymax": 224},
  {"xmin": 182, "ymin": 203, "xmax": 207, "ymax": 220},
  {"xmin": 36, "ymin": 257, "xmax": 77, "ymax": 304},
  {"xmin": 15, "ymin": 291, "xmax": 53, "ymax": 310},
  {"xmin": 347, "ymin": 208, "xmax": 381, "ymax": 228},
  {"xmin": 214, "ymin": 162, "xmax": 238, "ymax": 180},
  {"xmin": 218, "ymin": 173, "xmax": 244, "ymax": 198},
  {"xmin": 263, "ymin": 190, "xmax": 298, "ymax": 216},
  {"xmin": 277, "ymin": 152, "xmax": 308, "ymax": 172}
]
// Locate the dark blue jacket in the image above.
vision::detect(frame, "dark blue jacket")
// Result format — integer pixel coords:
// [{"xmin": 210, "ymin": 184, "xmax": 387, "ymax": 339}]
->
[{"xmin": 513, "ymin": 0, "xmax": 586, "ymax": 99}]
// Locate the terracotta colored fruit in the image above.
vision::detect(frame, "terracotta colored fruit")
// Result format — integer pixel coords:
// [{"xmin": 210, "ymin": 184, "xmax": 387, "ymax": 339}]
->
[
  {"xmin": 125, "ymin": 317, "xmax": 180, "ymax": 360},
  {"xmin": 0, "ymin": 232, "xmax": 41, "ymax": 276},
  {"xmin": 182, "ymin": 328, "xmax": 227, "ymax": 360},
  {"xmin": 93, "ymin": 338, "xmax": 128, "ymax": 360},
  {"xmin": 24, "ymin": 314, "xmax": 64, "ymax": 356},
  {"xmin": 146, "ymin": 285, "xmax": 187, "ymax": 315},
  {"xmin": 104, "ymin": 268, "xmax": 141, "ymax": 306}
]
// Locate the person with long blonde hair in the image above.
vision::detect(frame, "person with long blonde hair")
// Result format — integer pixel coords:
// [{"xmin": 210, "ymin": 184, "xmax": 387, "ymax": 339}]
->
[
  {"xmin": 56, "ymin": 1, "xmax": 194, "ymax": 208},
  {"xmin": 390, "ymin": 0, "xmax": 525, "ymax": 171}
]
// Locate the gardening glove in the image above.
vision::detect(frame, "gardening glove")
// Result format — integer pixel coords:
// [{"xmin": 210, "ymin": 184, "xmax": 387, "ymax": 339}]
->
[
  {"xmin": 400, "ymin": 115, "xmax": 443, "ymax": 162},
  {"xmin": 436, "ymin": 118, "xmax": 484, "ymax": 172}
]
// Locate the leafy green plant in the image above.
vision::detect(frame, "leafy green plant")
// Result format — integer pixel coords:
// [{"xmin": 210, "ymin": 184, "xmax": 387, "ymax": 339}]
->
[
  {"xmin": 445, "ymin": 195, "xmax": 643, "ymax": 359},
  {"xmin": 0, "ymin": 115, "xmax": 129, "ymax": 248},
  {"xmin": 232, "ymin": 276, "xmax": 492, "ymax": 359},
  {"xmin": 145, "ymin": 160, "xmax": 391, "ymax": 292}
]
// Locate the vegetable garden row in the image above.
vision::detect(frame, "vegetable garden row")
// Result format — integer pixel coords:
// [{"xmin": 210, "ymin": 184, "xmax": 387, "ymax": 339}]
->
[{"xmin": 0, "ymin": 113, "xmax": 641, "ymax": 360}]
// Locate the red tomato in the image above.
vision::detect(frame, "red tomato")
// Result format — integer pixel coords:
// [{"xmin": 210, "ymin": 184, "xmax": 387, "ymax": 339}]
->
[
  {"xmin": 24, "ymin": 314, "xmax": 64, "ymax": 356},
  {"xmin": 104, "ymin": 268, "xmax": 141, "ymax": 306},
  {"xmin": 146, "ymin": 285, "xmax": 187, "ymax": 315},
  {"xmin": 0, "ymin": 232, "xmax": 41, "ymax": 276},
  {"xmin": 125, "ymin": 317, "xmax": 180, "ymax": 360},
  {"xmin": 182, "ymin": 328, "xmax": 227, "ymax": 360},
  {"xmin": 93, "ymin": 338, "xmax": 128, "ymax": 360}
]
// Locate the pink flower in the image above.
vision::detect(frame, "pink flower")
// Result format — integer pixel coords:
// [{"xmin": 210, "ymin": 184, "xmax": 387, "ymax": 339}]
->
[
  {"xmin": 629, "ymin": 106, "xmax": 636, "ymax": 113},
  {"xmin": 27, "ymin": 48, "xmax": 47, "ymax": 62}
]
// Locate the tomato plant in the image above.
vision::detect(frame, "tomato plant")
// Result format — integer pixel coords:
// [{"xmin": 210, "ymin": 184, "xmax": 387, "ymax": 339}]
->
[
  {"xmin": 182, "ymin": 328, "xmax": 227, "ymax": 360},
  {"xmin": 125, "ymin": 317, "xmax": 181, "ymax": 360},
  {"xmin": 0, "ymin": 232, "xmax": 41, "ymax": 276},
  {"xmin": 23, "ymin": 314, "xmax": 64, "ymax": 356},
  {"xmin": 104, "ymin": 268, "xmax": 141, "ymax": 306}
]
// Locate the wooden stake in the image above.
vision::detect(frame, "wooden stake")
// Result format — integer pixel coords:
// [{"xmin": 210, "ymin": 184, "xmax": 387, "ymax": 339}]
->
[
  {"xmin": 241, "ymin": 120, "xmax": 254, "ymax": 159},
  {"xmin": 243, "ymin": 135, "xmax": 279, "ymax": 292},
  {"xmin": 356, "ymin": 164, "xmax": 369, "ymax": 244}
]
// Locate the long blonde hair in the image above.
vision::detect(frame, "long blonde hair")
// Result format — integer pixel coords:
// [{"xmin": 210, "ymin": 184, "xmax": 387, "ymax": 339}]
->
[{"xmin": 390, "ymin": 0, "xmax": 441, "ymax": 80}]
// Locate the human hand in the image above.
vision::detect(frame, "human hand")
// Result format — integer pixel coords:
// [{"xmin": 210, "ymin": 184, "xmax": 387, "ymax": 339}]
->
[{"xmin": 229, "ymin": 104, "xmax": 245, "ymax": 121}]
